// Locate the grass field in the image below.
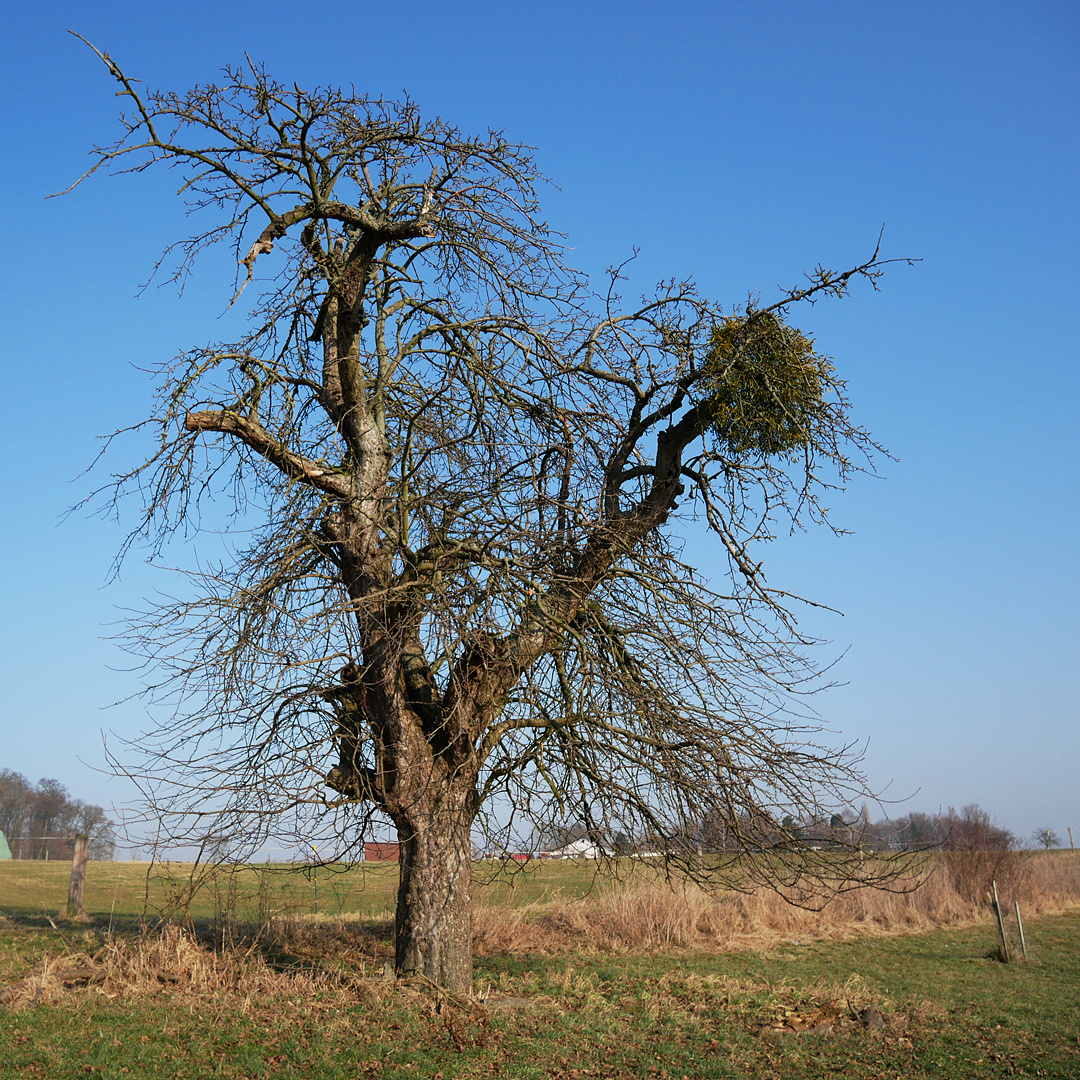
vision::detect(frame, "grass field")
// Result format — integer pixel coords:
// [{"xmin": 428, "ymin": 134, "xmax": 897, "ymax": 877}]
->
[
  {"xmin": 0, "ymin": 857, "xmax": 611, "ymax": 927},
  {"xmin": 2, "ymin": 856, "xmax": 1079, "ymax": 1078}
]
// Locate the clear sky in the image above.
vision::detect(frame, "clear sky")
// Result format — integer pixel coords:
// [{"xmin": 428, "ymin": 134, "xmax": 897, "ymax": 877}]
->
[{"xmin": 1, "ymin": 1, "xmax": 1077, "ymax": 852}]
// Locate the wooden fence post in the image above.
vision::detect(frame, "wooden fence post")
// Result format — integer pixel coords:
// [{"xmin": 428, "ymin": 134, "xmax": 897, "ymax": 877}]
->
[
  {"xmin": 991, "ymin": 880, "xmax": 1010, "ymax": 963},
  {"xmin": 67, "ymin": 834, "xmax": 90, "ymax": 918},
  {"xmin": 1014, "ymin": 901, "xmax": 1028, "ymax": 961}
]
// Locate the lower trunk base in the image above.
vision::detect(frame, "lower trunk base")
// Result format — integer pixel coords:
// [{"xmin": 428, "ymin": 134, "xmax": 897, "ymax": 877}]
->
[{"xmin": 394, "ymin": 818, "xmax": 474, "ymax": 995}]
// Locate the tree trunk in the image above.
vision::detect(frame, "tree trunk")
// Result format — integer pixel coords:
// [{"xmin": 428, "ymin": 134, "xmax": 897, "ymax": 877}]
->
[{"xmin": 393, "ymin": 804, "xmax": 474, "ymax": 995}]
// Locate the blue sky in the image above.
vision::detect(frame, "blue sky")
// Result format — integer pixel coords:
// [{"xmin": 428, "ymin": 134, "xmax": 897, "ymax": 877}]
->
[{"xmin": 1, "ymin": 1, "xmax": 1077, "ymax": 851}]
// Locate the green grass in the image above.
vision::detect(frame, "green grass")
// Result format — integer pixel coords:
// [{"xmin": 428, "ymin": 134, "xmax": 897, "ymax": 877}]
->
[
  {"xmin": 0, "ymin": 857, "xmax": 613, "ymax": 925},
  {"xmin": 2, "ymin": 861, "xmax": 1079, "ymax": 1078},
  {"xmin": 2, "ymin": 913, "xmax": 1079, "ymax": 1077},
  {"xmin": 0, "ymin": 858, "xmax": 394, "ymax": 923}
]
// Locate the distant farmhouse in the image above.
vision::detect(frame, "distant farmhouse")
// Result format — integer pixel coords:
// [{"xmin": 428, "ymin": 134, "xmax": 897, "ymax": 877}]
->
[{"xmin": 540, "ymin": 837, "xmax": 607, "ymax": 859}]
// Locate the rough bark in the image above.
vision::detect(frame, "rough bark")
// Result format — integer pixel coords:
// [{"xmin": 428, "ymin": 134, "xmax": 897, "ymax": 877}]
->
[
  {"xmin": 392, "ymin": 800, "xmax": 476, "ymax": 994},
  {"xmin": 323, "ymin": 635, "xmax": 483, "ymax": 990}
]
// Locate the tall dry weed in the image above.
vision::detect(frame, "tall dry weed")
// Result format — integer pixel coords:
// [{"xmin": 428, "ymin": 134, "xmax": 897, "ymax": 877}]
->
[{"xmin": 472, "ymin": 851, "xmax": 1080, "ymax": 955}]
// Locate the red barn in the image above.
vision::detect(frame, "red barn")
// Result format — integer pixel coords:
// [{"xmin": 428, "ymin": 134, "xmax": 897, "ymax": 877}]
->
[{"xmin": 364, "ymin": 841, "xmax": 401, "ymax": 862}]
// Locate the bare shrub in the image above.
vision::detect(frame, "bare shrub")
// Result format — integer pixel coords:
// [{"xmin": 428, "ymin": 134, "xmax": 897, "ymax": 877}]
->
[{"xmin": 934, "ymin": 804, "xmax": 1019, "ymax": 907}]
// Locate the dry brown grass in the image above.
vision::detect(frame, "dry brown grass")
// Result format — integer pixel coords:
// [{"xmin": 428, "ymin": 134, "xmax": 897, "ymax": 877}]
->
[
  {"xmin": 0, "ymin": 919, "xmax": 397, "ymax": 1011},
  {"xmin": 472, "ymin": 851, "xmax": 1080, "ymax": 955}
]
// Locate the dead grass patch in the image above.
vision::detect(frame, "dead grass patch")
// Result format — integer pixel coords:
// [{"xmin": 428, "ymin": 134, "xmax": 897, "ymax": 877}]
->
[
  {"xmin": 472, "ymin": 851, "xmax": 1080, "ymax": 955},
  {"xmin": 0, "ymin": 917, "xmax": 398, "ymax": 1011},
  {"xmin": 758, "ymin": 972, "xmax": 912, "ymax": 1038}
]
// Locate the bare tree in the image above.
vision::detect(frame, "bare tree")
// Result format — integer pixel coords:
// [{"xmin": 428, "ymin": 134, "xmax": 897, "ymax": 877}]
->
[
  {"xmin": 73, "ymin": 802, "xmax": 118, "ymax": 861},
  {"xmin": 1033, "ymin": 828, "xmax": 1062, "ymax": 850},
  {"xmin": 27, "ymin": 779, "xmax": 71, "ymax": 861},
  {"xmin": 0, "ymin": 772, "xmax": 115, "ymax": 860},
  {"xmin": 937, "ymin": 805, "xmax": 1014, "ymax": 853},
  {"xmin": 69, "ymin": 42, "xmax": 912, "ymax": 992},
  {"xmin": 0, "ymin": 771, "xmax": 33, "ymax": 856}
]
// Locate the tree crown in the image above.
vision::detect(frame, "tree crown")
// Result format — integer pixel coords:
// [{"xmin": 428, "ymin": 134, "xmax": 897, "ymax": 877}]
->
[{"xmin": 70, "ymin": 44, "xmax": 913, "ymax": 906}]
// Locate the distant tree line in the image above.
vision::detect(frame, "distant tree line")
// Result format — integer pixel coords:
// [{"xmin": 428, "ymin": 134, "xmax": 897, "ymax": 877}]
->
[
  {"xmin": 518, "ymin": 803, "xmax": 1051, "ymax": 863},
  {"xmin": 550, "ymin": 802, "xmax": 1020, "ymax": 857},
  {"xmin": 872, "ymin": 804, "xmax": 1014, "ymax": 853},
  {"xmin": 0, "ymin": 771, "xmax": 116, "ymax": 860}
]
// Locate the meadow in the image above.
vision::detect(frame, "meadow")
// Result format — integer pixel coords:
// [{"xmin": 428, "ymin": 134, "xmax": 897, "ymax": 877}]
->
[{"xmin": 1, "ymin": 852, "xmax": 1079, "ymax": 1078}]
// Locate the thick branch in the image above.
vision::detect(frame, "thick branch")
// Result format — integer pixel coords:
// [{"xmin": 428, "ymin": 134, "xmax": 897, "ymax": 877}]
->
[{"xmin": 184, "ymin": 410, "xmax": 351, "ymax": 497}]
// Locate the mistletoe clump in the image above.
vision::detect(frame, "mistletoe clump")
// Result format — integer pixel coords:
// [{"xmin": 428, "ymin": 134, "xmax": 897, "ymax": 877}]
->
[{"xmin": 700, "ymin": 311, "xmax": 836, "ymax": 458}]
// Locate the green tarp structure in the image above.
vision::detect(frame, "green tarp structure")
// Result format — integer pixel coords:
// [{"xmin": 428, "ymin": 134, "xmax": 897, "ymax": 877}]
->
[{"xmin": 0, "ymin": 830, "xmax": 11, "ymax": 860}]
